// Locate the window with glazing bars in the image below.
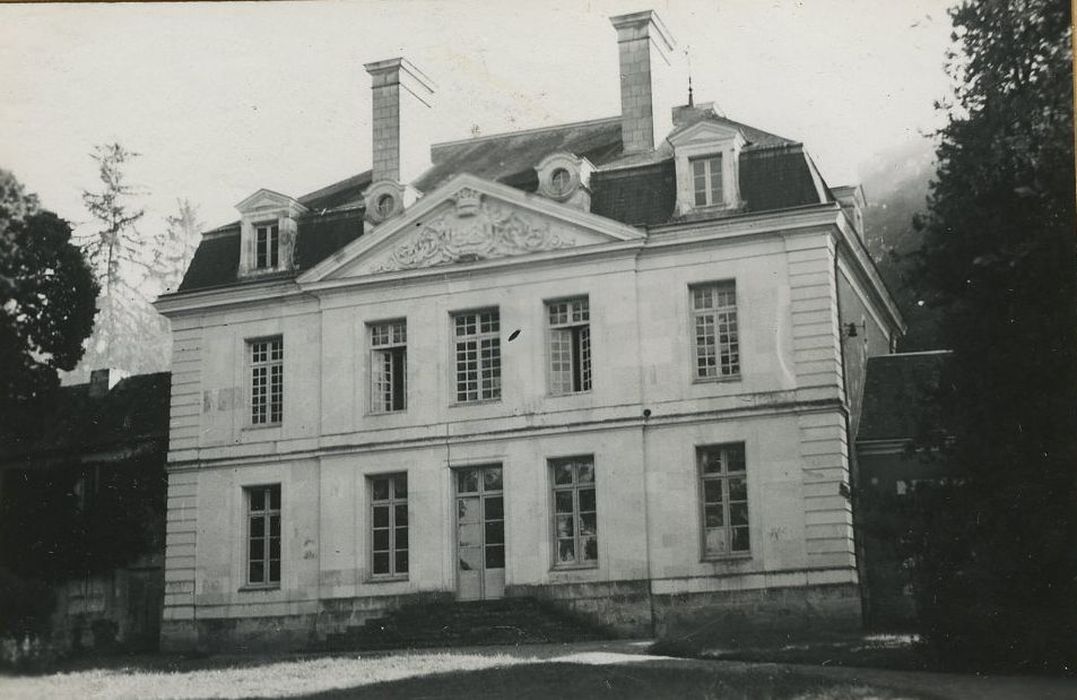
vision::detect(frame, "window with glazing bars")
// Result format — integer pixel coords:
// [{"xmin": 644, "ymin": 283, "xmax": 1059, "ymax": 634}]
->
[
  {"xmin": 691, "ymin": 282, "xmax": 739, "ymax": 379},
  {"xmin": 550, "ymin": 456, "xmax": 598, "ymax": 567},
  {"xmin": 247, "ymin": 484, "xmax": 281, "ymax": 585},
  {"xmin": 370, "ymin": 320, "xmax": 406, "ymax": 412},
  {"xmin": 691, "ymin": 155, "xmax": 723, "ymax": 207},
  {"xmin": 370, "ymin": 474, "xmax": 408, "ymax": 577},
  {"xmin": 548, "ymin": 297, "xmax": 591, "ymax": 394},
  {"xmin": 698, "ymin": 444, "xmax": 750, "ymax": 557},
  {"xmin": 255, "ymin": 222, "xmax": 279, "ymax": 269},
  {"xmin": 250, "ymin": 337, "xmax": 283, "ymax": 424},
  {"xmin": 454, "ymin": 309, "xmax": 500, "ymax": 402}
]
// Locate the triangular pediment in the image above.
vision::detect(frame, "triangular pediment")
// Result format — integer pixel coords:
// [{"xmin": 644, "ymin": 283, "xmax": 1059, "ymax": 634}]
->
[
  {"xmin": 301, "ymin": 174, "xmax": 643, "ymax": 282},
  {"xmin": 236, "ymin": 189, "xmax": 308, "ymax": 217},
  {"xmin": 667, "ymin": 120, "xmax": 745, "ymax": 148}
]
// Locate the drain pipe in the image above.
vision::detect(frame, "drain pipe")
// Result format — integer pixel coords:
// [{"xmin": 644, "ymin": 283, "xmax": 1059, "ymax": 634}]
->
[{"xmin": 632, "ymin": 245, "xmax": 657, "ymax": 638}]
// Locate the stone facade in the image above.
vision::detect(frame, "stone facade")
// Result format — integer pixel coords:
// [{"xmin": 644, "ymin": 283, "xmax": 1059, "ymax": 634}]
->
[{"xmin": 155, "ymin": 9, "xmax": 903, "ymax": 652}]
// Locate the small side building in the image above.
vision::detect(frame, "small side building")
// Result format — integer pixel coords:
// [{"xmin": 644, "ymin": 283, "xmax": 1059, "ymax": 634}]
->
[
  {"xmin": 855, "ymin": 350, "xmax": 951, "ymax": 628},
  {"xmin": 0, "ymin": 369, "xmax": 170, "ymax": 653}
]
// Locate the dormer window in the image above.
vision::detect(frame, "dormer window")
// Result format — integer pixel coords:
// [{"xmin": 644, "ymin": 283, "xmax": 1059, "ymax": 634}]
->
[
  {"xmin": 691, "ymin": 156, "xmax": 723, "ymax": 207},
  {"xmin": 376, "ymin": 194, "xmax": 396, "ymax": 220},
  {"xmin": 255, "ymin": 222, "xmax": 280, "ymax": 269},
  {"xmin": 668, "ymin": 119, "xmax": 746, "ymax": 217},
  {"xmin": 535, "ymin": 153, "xmax": 594, "ymax": 212},
  {"xmin": 550, "ymin": 168, "xmax": 572, "ymax": 197},
  {"xmin": 235, "ymin": 189, "xmax": 307, "ymax": 278}
]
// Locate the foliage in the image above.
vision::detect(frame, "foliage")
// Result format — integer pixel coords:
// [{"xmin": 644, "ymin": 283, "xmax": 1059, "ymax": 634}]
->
[
  {"xmin": 908, "ymin": 0, "xmax": 1075, "ymax": 670},
  {"xmin": 76, "ymin": 147, "xmax": 200, "ymax": 376},
  {"xmin": 0, "ymin": 170, "xmax": 98, "ymax": 421},
  {"xmin": 0, "ymin": 568, "xmax": 55, "ymax": 640},
  {"xmin": 0, "ymin": 457, "xmax": 166, "ymax": 582}
]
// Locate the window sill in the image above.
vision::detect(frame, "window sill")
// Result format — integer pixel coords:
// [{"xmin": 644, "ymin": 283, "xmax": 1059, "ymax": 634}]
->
[
  {"xmin": 692, "ymin": 374, "xmax": 741, "ymax": 385},
  {"xmin": 701, "ymin": 552, "xmax": 752, "ymax": 563},
  {"xmin": 365, "ymin": 409, "xmax": 407, "ymax": 418},
  {"xmin": 238, "ymin": 584, "xmax": 281, "ymax": 592},
  {"xmin": 550, "ymin": 563, "xmax": 599, "ymax": 572},
  {"xmin": 449, "ymin": 399, "xmax": 501, "ymax": 408},
  {"xmin": 243, "ymin": 422, "xmax": 282, "ymax": 431},
  {"xmin": 365, "ymin": 575, "xmax": 409, "ymax": 584},
  {"xmin": 548, "ymin": 390, "xmax": 592, "ymax": 398}
]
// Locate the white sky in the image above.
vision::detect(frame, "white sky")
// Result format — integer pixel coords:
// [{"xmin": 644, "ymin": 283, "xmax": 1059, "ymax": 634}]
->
[{"xmin": 0, "ymin": 0, "xmax": 954, "ymax": 233}]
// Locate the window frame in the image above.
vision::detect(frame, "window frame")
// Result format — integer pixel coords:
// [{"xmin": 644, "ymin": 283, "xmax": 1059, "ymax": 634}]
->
[
  {"xmin": 689, "ymin": 155, "xmax": 724, "ymax": 208},
  {"xmin": 697, "ymin": 443, "xmax": 751, "ymax": 561},
  {"xmin": 244, "ymin": 483, "xmax": 282, "ymax": 589},
  {"xmin": 689, "ymin": 281, "xmax": 740, "ymax": 383},
  {"xmin": 548, "ymin": 455, "xmax": 599, "ymax": 570},
  {"xmin": 254, "ymin": 221, "xmax": 280, "ymax": 270},
  {"xmin": 249, "ymin": 336, "xmax": 284, "ymax": 426},
  {"xmin": 368, "ymin": 473, "xmax": 409, "ymax": 580},
  {"xmin": 368, "ymin": 319, "xmax": 407, "ymax": 414},
  {"xmin": 546, "ymin": 296, "xmax": 592, "ymax": 396},
  {"xmin": 451, "ymin": 307, "xmax": 502, "ymax": 404}
]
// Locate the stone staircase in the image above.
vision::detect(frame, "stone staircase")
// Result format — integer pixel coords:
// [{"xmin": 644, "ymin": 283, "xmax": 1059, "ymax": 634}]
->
[{"xmin": 323, "ymin": 597, "xmax": 612, "ymax": 651}]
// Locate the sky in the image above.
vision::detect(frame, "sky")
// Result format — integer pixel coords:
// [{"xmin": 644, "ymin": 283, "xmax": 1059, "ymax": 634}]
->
[{"xmin": 0, "ymin": 0, "xmax": 956, "ymax": 234}]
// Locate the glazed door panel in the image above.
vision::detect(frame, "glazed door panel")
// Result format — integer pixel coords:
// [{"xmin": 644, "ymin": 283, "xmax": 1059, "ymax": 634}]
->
[{"xmin": 455, "ymin": 465, "xmax": 505, "ymax": 601}]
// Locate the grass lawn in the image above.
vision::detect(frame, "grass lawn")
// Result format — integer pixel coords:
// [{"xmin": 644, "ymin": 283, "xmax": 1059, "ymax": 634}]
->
[{"xmin": 0, "ymin": 650, "xmax": 929, "ymax": 699}]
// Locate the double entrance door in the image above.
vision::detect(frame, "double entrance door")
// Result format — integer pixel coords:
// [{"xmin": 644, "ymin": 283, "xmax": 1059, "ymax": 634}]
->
[{"xmin": 455, "ymin": 465, "xmax": 504, "ymax": 601}]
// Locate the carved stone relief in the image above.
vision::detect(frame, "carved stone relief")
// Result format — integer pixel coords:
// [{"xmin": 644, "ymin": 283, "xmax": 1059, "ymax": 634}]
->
[{"xmin": 372, "ymin": 192, "xmax": 573, "ymax": 272}]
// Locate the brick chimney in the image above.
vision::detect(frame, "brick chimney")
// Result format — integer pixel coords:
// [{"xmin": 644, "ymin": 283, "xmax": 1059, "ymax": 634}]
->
[
  {"xmin": 364, "ymin": 57, "xmax": 436, "ymax": 186},
  {"xmin": 610, "ymin": 10, "xmax": 677, "ymax": 155}
]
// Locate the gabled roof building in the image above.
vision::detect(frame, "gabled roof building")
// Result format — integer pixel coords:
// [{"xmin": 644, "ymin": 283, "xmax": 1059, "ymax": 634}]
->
[{"xmin": 155, "ymin": 10, "xmax": 903, "ymax": 651}]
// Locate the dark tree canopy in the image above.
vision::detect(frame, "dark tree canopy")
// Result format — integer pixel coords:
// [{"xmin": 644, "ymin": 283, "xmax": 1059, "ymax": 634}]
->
[
  {"xmin": 0, "ymin": 171, "xmax": 98, "ymax": 418},
  {"xmin": 908, "ymin": 0, "xmax": 1075, "ymax": 670}
]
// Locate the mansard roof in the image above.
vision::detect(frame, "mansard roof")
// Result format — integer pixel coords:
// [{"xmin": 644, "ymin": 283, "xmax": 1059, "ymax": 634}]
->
[
  {"xmin": 857, "ymin": 351, "xmax": 953, "ymax": 442},
  {"xmin": 174, "ymin": 113, "xmax": 832, "ymax": 294}
]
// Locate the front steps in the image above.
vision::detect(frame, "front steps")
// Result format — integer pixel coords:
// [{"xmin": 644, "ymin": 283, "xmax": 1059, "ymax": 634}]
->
[{"xmin": 324, "ymin": 597, "xmax": 612, "ymax": 651}]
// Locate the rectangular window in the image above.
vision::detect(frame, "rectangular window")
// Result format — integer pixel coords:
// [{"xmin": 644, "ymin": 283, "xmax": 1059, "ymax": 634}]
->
[
  {"xmin": 691, "ymin": 282, "xmax": 739, "ymax": 379},
  {"xmin": 370, "ymin": 320, "xmax": 407, "ymax": 413},
  {"xmin": 698, "ymin": 444, "xmax": 750, "ymax": 558},
  {"xmin": 454, "ymin": 309, "xmax": 501, "ymax": 403},
  {"xmin": 255, "ymin": 223, "xmax": 280, "ymax": 269},
  {"xmin": 247, "ymin": 484, "xmax": 281, "ymax": 586},
  {"xmin": 691, "ymin": 155, "xmax": 724, "ymax": 207},
  {"xmin": 250, "ymin": 337, "xmax": 284, "ymax": 424},
  {"xmin": 548, "ymin": 297, "xmax": 591, "ymax": 395},
  {"xmin": 550, "ymin": 456, "xmax": 598, "ymax": 567},
  {"xmin": 370, "ymin": 474, "xmax": 408, "ymax": 577}
]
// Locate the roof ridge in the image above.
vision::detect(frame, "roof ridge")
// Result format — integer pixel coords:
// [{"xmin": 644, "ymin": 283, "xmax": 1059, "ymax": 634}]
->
[{"xmin": 431, "ymin": 115, "xmax": 621, "ymax": 152}]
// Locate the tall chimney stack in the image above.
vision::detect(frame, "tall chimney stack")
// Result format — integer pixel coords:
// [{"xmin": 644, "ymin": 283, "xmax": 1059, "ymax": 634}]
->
[
  {"xmin": 610, "ymin": 10, "xmax": 677, "ymax": 155},
  {"xmin": 364, "ymin": 57, "xmax": 436, "ymax": 186}
]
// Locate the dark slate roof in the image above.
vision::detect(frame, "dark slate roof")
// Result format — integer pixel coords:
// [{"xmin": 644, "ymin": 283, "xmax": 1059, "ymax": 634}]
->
[
  {"xmin": 175, "ymin": 112, "xmax": 826, "ymax": 293},
  {"xmin": 858, "ymin": 351, "xmax": 953, "ymax": 442},
  {"xmin": 740, "ymin": 146, "xmax": 827, "ymax": 213},
  {"xmin": 415, "ymin": 117, "xmax": 625, "ymax": 193},
  {"xmin": 592, "ymin": 160, "xmax": 677, "ymax": 226},
  {"xmin": 177, "ymin": 208, "xmax": 364, "ymax": 293},
  {"xmin": 0, "ymin": 372, "xmax": 171, "ymax": 465}
]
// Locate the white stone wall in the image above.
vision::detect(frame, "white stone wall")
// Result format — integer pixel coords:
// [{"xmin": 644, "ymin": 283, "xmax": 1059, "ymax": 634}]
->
[{"xmin": 161, "ymin": 214, "xmax": 869, "ymax": 628}]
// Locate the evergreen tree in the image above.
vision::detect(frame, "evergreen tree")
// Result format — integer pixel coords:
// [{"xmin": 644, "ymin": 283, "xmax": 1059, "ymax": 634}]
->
[
  {"xmin": 161, "ymin": 198, "xmax": 202, "ymax": 295},
  {"xmin": 908, "ymin": 0, "xmax": 1075, "ymax": 670},
  {"xmin": 77, "ymin": 143, "xmax": 164, "ymax": 374},
  {"xmin": 0, "ymin": 169, "xmax": 98, "ymax": 421}
]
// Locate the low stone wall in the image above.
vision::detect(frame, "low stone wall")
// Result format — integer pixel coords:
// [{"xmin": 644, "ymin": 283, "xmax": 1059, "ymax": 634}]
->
[
  {"xmin": 653, "ymin": 581, "xmax": 862, "ymax": 645},
  {"xmin": 507, "ymin": 579, "xmax": 653, "ymax": 638},
  {"xmin": 161, "ymin": 580, "xmax": 861, "ymax": 651},
  {"xmin": 161, "ymin": 591, "xmax": 452, "ymax": 653}
]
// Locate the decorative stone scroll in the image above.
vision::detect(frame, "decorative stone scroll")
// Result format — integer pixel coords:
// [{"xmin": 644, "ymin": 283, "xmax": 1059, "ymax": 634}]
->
[{"xmin": 373, "ymin": 195, "xmax": 573, "ymax": 272}]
